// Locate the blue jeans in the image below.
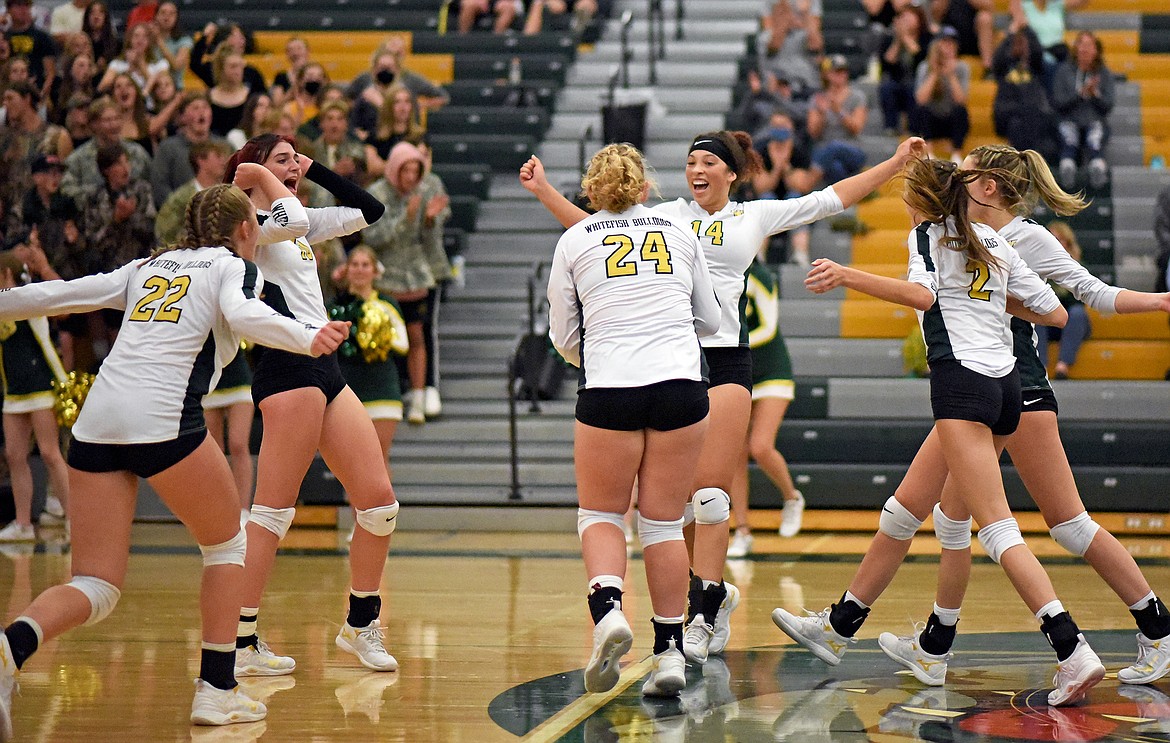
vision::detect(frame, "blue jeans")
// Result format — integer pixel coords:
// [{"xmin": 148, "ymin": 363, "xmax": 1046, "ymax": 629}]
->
[
  {"xmin": 878, "ymin": 78, "xmax": 915, "ymax": 131},
  {"xmin": 811, "ymin": 141, "xmax": 866, "ymax": 185},
  {"xmin": 1035, "ymin": 303, "xmax": 1091, "ymax": 367}
]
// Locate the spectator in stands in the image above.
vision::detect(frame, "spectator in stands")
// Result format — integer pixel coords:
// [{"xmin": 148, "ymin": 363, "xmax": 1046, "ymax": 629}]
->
[
  {"xmin": 190, "ymin": 22, "xmax": 265, "ymax": 92},
  {"xmin": 226, "ymin": 91, "xmax": 270, "ymax": 150},
  {"xmin": 806, "ymin": 55, "xmax": 867, "ymax": 186},
  {"xmin": 1034, "ymin": 221, "xmax": 1091, "ymax": 379},
  {"xmin": 930, "ymin": 0, "xmax": 994, "ymax": 74},
  {"xmin": 522, "ymin": 0, "xmax": 598, "ymax": 35},
  {"xmin": 1010, "ymin": 0, "xmax": 1086, "ymax": 69},
  {"xmin": 414, "ymin": 137, "xmax": 451, "ymax": 418},
  {"xmin": 0, "ymin": 54, "xmax": 30, "ymax": 92},
  {"xmin": 282, "ymin": 61, "xmax": 327, "ymax": 129},
  {"xmin": 365, "ymin": 83, "xmax": 425, "ymax": 178},
  {"xmin": 47, "ymin": 50, "xmax": 94, "ymax": 123},
  {"xmin": 0, "ymin": 81, "xmax": 72, "ymax": 213},
  {"xmin": 109, "ymin": 71, "xmax": 153, "ymax": 152},
  {"xmin": 731, "ymin": 68, "xmax": 805, "ymax": 136},
  {"xmin": 307, "ymin": 100, "xmax": 366, "ymax": 189},
  {"xmin": 456, "ymin": 0, "xmax": 520, "ymax": 34},
  {"xmin": 5, "ymin": 0, "xmax": 56, "ymax": 99},
  {"xmin": 80, "ymin": 141, "xmax": 154, "ymax": 274},
  {"xmin": 913, "ymin": 28, "xmax": 969, "ymax": 162},
  {"xmin": 992, "ymin": 25, "xmax": 1056, "ymax": 160},
  {"xmin": 9, "ymin": 154, "xmax": 85, "ymax": 282},
  {"xmin": 60, "ymin": 91, "xmax": 90, "ymax": 146},
  {"xmin": 363, "ymin": 141, "xmax": 445, "ymax": 424},
  {"xmin": 877, "ymin": 3, "xmax": 930, "ymax": 135},
  {"xmin": 146, "ymin": 64, "xmax": 181, "ymax": 134},
  {"xmin": 153, "ymin": 1, "xmax": 191, "ymax": 88},
  {"xmin": 760, "ymin": 0, "xmax": 824, "ymax": 98},
  {"xmin": 150, "ymin": 90, "xmax": 216, "ymax": 203},
  {"xmin": 1053, "ymin": 31, "xmax": 1114, "ymax": 190},
  {"xmin": 97, "ymin": 21, "xmax": 169, "ymax": 102},
  {"xmin": 61, "ymin": 95, "xmax": 151, "ymax": 204},
  {"xmin": 750, "ymin": 111, "xmax": 800, "ymax": 199},
  {"xmin": 153, "ymin": 138, "xmax": 230, "ymax": 244},
  {"xmin": 81, "ymin": 0, "xmax": 118, "ymax": 70},
  {"xmin": 48, "ymin": 0, "xmax": 88, "ymax": 44},
  {"xmin": 348, "ymin": 37, "xmax": 449, "ymax": 135},
  {"xmin": 124, "ymin": 0, "xmax": 157, "ymax": 30},
  {"xmin": 270, "ymin": 36, "xmax": 309, "ymax": 105},
  {"xmin": 207, "ymin": 44, "xmax": 250, "ymax": 137},
  {"xmin": 296, "ymin": 82, "xmax": 346, "ymax": 143}
]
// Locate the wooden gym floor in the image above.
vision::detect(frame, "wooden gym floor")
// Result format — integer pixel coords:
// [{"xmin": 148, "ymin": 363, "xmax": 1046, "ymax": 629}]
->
[{"xmin": 5, "ymin": 523, "xmax": 1170, "ymax": 742}]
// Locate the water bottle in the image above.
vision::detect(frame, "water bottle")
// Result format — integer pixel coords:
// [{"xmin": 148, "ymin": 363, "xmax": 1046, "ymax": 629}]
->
[
  {"xmin": 508, "ymin": 57, "xmax": 522, "ymax": 86},
  {"xmin": 451, "ymin": 255, "xmax": 466, "ymax": 289}
]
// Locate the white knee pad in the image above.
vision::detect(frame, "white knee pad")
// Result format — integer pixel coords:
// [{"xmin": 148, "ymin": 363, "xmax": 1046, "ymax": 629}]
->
[
  {"xmin": 682, "ymin": 502, "xmax": 695, "ymax": 527},
  {"xmin": 933, "ymin": 503, "xmax": 972, "ymax": 550},
  {"xmin": 200, "ymin": 529, "xmax": 247, "ymax": 567},
  {"xmin": 356, "ymin": 501, "xmax": 400, "ymax": 537},
  {"xmin": 248, "ymin": 504, "xmax": 295, "ymax": 540},
  {"xmin": 577, "ymin": 508, "xmax": 625, "ymax": 539},
  {"xmin": 691, "ymin": 488, "xmax": 730, "ymax": 525},
  {"xmin": 68, "ymin": 576, "xmax": 120, "ymax": 626},
  {"xmin": 637, "ymin": 514, "xmax": 685, "ymax": 548},
  {"xmin": 1050, "ymin": 512, "xmax": 1100, "ymax": 557},
  {"xmin": 977, "ymin": 517, "xmax": 1025, "ymax": 564},
  {"xmin": 878, "ymin": 496, "xmax": 923, "ymax": 541}
]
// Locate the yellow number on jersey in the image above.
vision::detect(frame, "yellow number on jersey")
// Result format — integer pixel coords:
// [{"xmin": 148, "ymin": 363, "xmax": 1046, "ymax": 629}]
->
[
  {"xmin": 604, "ymin": 233, "xmax": 674, "ymax": 278},
  {"xmin": 690, "ymin": 220, "xmax": 724, "ymax": 246},
  {"xmin": 128, "ymin": 275, "xmax": 192, "ymax": 323},
  {"xmin": 966, "ymin": 260, "xmax": 992, "ymax": 301}
]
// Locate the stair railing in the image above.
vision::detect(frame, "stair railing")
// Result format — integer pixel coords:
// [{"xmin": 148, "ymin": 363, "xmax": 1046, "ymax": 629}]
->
[
  {"xmin": 648, "ymin": 0, "xmax": 665, "ymax": 84},
  {"xmin": 506, "ymin": 259, "xmax": 552, "ymax": 501},
  {"xmin": 618, "ymin": 9, "xmax": 635, "ymax": 88}
]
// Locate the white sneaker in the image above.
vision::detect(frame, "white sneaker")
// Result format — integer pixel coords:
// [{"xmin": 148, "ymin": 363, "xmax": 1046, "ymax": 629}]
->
[
  {"xmin": 423, "ymin": 386, "xmax": 442, "ymax": 417},
  {"xmin": 407, "ymin": 390, "xmax": 426, "ymax": 425},
  {"xmin": 190, "ymin": 679, "xmax": 267, "ymax": 725},
  {"xmin": 682, "ymin": 615, "xmax": 714, "ymax": 664},
  {"xmin": 584, "ymin": 609, "xmax": 633, "ymax": 693},
  {"xmin": 727, "ymin": 531, "xmax": 753, "ymax": 558},
  {"xmin": 0, "ymin": 632, "xmax": 16, "ymax": 743},
  {"xmin": 641, "ymin": 645, "xmax": 686, "ymax": 698},
  {"xmin": 336, "ymin": 619, "xmax": 398, "ymax": 671},
  {"xmin": 1088, "ymin": 158, "xmax": 1108, "ymax": 189},
  {"xmin": 1059, "ymin": 158, "xmax": 1077, "ymax": 189},
  {"xmin": 1048, "ymin": 636, "xmax": 1105, "ymax": 706},
  {"xmin": 235, "ymin": 641, "xmax": 296, "ymax": 677},
  {"xmin": 0, "ymin": 523, "xmax": 34, "ymax": 543},
  {"xmin": 878, "ymin": 625, "xmax": 950, "ymax": 686},
  {"xmin": 39, "ymin": 496, "xmax": 65, "ymax": 526},
  {"xmin": 779, "ymin": 491, "xmax": 805, "ymax": 538},
  {"xmin": 708, "ymin": 582, "xmax": 740, "ymax": 656},
  {"xmin": 771, "ymin": 607, "xmax": 854, "ymax": 666},
  {"xmin": 1119, "ymin": 632, "xmax": 1170, "ymax": 685}
]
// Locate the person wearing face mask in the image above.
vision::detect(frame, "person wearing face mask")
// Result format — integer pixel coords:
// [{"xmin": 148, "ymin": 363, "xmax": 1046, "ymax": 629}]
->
[
  {"xmin": 348, "ymin": 38, "xmax": 448, "ymax": 138},
  {"xmin": 282, "ymin": 61, "xmax": 328, "ymax": 130}
]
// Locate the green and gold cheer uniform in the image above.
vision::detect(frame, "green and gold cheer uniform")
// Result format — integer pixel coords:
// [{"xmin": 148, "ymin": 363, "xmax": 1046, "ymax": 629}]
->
[
  {"xmin": 327, "ymin": 291, "xmax": 409, "ymax": 421},
  {"xmin": 745, "ymin": 259, "xmax": 794, "ymax": 400}
]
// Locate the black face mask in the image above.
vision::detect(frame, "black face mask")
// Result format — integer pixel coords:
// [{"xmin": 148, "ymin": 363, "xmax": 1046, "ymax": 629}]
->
[
  {"xmin": 303, "ymin": 80, "xmax": 322, "ymax": 96},
  {"xmin": 375, "ymin": 69, "xmax": 395, "ymax": 86}
]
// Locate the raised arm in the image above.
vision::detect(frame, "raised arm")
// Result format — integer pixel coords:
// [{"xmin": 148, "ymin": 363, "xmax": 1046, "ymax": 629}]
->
[
  {"xmin": 805, "ymin": 258, "xmax": 936, "ymax": 310},
  {"xmin": 519, "ymin": 155, "xmax": 590, "ymax": 229},
  {"xmin": 828, "ymin": 136, "xmax": 927, "ymax": 209},
  {"xmin": 0, "ymin": 262, "xmax": 136, "ymax": 321},
  {"xmin": 233, "ymin": 163, "xmax": 311, "ymax": 244}
]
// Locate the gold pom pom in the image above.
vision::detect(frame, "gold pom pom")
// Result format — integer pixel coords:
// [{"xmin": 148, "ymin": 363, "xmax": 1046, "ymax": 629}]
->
[
  {"xmin": 356, "ymin": 297, "xmax": 398, "ymax": 364},
  {"xmin": 0, "ymin": 321, "xmax": 16, "ymax": 342},
  {"xmin": 52, "ymin": 371, "xmax": 95, "ymax": 429}
]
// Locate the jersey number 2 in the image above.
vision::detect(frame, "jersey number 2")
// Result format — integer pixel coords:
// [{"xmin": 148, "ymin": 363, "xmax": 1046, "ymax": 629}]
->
[
  {"xmin": 604, "ymin": 232, "xmax": 673, "ymax": 278},
  {"xmin": 129, "ymin": 275, "xmax": 191, "ymax": 323},
  {"xmin": 966, "ymin": 260, "xmax": 992, "ymax": 302}
]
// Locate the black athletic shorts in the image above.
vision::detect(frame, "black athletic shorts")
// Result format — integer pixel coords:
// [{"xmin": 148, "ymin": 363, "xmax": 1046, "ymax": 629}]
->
[
  {"xmin": 575, "ymin": 379, "xmax": 709, "ymax": 432},
  {"xmin": 251, "ymin": 348, "xmax": 347, "ymax": 405},
  {"xmin": 1021, "ymin": 386, "xmax": 1059, "ymax": 415},
  {"xmin": 703, "ymin": 346, "xmax": 752, "ymax": 391},
  {"xmin": 68, "ymin": 429, "xmax": 207, "ymax": 479},
  {"xmin": 929, "ymin": 360, "xmax": 1022, "ymax": 436},
  {"xmin": 397, "ymin": 296, "xmax": 429, "ymax": 325}
]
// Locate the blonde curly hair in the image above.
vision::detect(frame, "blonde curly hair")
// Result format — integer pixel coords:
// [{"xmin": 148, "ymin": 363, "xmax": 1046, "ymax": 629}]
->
[{"xmin": 580, "ymin": 143, "xmax": 654, "ymax": 213}]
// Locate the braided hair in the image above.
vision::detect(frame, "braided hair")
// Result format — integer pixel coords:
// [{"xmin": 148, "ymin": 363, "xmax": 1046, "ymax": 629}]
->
[
  {"xmin": 155, "ymin": 184, "xmax": 254, "ymax": 256},
  {"xmin": 901, "ymin": 156, "xmax": 1002, "ymax": 270}
]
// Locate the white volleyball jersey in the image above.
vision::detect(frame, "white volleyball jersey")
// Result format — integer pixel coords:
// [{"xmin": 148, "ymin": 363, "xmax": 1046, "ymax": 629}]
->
[
  {"xmin": 998, "ymin": 216, "xmax": 1121, "ymax": 312},
  {"xmin": 653, "ymin": 187, "xmax": 843, "ymax": 348},
  {"xmin": 906, "ymin": 220, "xmax": 1061, "ymax": 378},
  {"xmin": 547, "ymin": 204, "xmax": 720, "ymax": 389},
  {"xmin": 0, "ymin": 246, "xmax": 321, "ymax": 444},
  {"xmin": 253, "ymin": 196, "xmax": 368, "ymax": 326}
]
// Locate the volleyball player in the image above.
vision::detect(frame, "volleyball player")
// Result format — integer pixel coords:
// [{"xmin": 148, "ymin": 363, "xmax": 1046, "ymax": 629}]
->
[
  {"xmin": 548, "ymin": 143, "xmax": 719, "ymax": 697},
  {"xmin": 0, "ymin": 180, "xmax": 350, "ymax": 738},
  {"xmin": 203, "ymin": 351, "xmax": 256, "ymax": 526},
  {"xmin": 521, "ymin": 133, "xmax": 927, "ymax": 662},
  {"xmin": 776, "ymin": 156, "xmax": 1107, "ymax": 706},
  {"xmin": 225, "ymin": 134, "xmax": 401, "ymax": 676}
]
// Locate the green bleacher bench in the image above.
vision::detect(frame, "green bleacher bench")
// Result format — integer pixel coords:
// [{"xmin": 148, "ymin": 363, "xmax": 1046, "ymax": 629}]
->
[
  {"xmin": 432, "ymin": 162, "xmax": 492, "ymax": 200},
  {"xmin": 427, "ymin": 107, "xmax": 550, "ymax": 138},
  {"xmin": 429, "ymin": 133, "xmax": 536, "ymax": 171},
  {"xmin": 447, "ymin": 195, "xmax": 481, "ymax": 233},
  {"xmin": 453, "ymin": 54, "xmax": 570, "ymax": 86},
  {"xmin": 410, "ymin": 31, "xmax": 577, "ymax": 57},
  {"xmin": 446, "ymin": 80, "xmax": 559, "ymax": 109}
]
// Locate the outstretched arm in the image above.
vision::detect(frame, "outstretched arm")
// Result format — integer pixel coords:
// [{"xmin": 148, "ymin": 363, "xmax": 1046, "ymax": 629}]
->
[
  {"xmin": 0, "ymin": 263, "xmax": 136, "ymax": 321},
  {"xmin": 829, "ymin": 137, "xmax": 927, "ymax": 209},
  {"xmin": 519, "ymin": 155, "xmax": 590, "ymax": 229},
  {"xmin": 805, "ymin": 258, "xmax": 936, "ymax": 310}
]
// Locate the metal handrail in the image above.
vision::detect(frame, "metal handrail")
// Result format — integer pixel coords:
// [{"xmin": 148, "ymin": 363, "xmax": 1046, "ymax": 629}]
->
[
  {"xmin": 506, "ymin": 259, "xmax": 553, "ymax": 501},
  {"xmin": 618, "ymin": 9, "xmax": 634, "ymax": 88},
  {"xmin": 578, "ymin": 123, "xmax": 594, "ymax": 177},
  {"xmin": 648, "ymin": 0, "xmax": 661, "ymax": 85},
  {"xmin": 605, "ymin": 64, "xmax": 621, "ymax": 106},
  {"xmin": 675, "ymin": 0, "xmax": 685, "ymax": 41}
]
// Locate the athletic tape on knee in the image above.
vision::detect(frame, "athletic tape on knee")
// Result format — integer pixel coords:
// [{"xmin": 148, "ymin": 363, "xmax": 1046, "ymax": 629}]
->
[
  {"xmin": 682, "ymin": 502, "xmax": 695, "ymax": 527},
  {"xmin": 199, "ymin": 528, "xmax": 247, "ymax": 567},
  {"xmin": 68, "ymin": 575, "xmax": 121, "ymax": 626},
  {"xmin": 691, "ymin": 488, "xmax": 730, "ymax": 525},
  {"xmin": 356, "ymin": 501, "xmax": 399, "ymax": 537},
  {"xmin": 977, "ymin": 518, "xmax": 1025, "ymax": 564},
  {"xmin": 637, "ymin": 514, "xmax": 685, "ymax": 548},
  {"xmin": 576, "ymin": 508, "xmax": 625, "ymax": 539},
  {"xmin": 1050, "ymin": 512, "xmax": 1100, "ymax": 557},
  {"xmin": 933, "ymin": 503, "xmax": 972, "ymax": 550},
  {"xmin": 248, "ymin": 504, "xmax": 295, "ymax": 539},
  {"xmin": 878, "ymin": 496, "xmax": 923, "ymax": 541}
]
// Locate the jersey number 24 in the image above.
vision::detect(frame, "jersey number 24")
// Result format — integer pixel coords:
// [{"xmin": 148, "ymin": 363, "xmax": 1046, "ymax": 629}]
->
[{"xmin": 604, "ymin": 232, "xmax": 673, "ymax": 278}]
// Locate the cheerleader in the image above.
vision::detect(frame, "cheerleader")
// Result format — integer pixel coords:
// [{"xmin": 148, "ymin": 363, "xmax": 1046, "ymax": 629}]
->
[
  {"xmin": 225, "ymin": 134, "xmax": 401, "ymax": 676},
  {"xmin": 547, "ymin": 143, "xmax": 719, "ymax": 697},
  {"xmin": 0, "ymin": 181, "xmax": 349, "ymax": 737},
  {"xmin": 202, "ymin": 350, "xmax": 255, "ymax": 525},
  {"xmin": 775, "ymin": 156, "xmax": 1107, "ymax": 706},
  {"xmin": 522, "ymin": 133, "xmax": 927, "ymax": 662}
]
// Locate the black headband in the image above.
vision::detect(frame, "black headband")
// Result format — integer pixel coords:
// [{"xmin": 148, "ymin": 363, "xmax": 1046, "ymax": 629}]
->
[{"xmin": 690, "ymin": 137, "xmax": 737, "ymax": 172}]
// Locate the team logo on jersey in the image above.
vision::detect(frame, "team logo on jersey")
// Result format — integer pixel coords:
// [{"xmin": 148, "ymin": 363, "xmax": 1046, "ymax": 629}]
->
[
  {"xmin": 733, "ymin": 209, "xmax": 744, "ymax": 217},
  {"xmin": 295, "ymin": 238, "xmax": 314, "ymax": 262}
]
